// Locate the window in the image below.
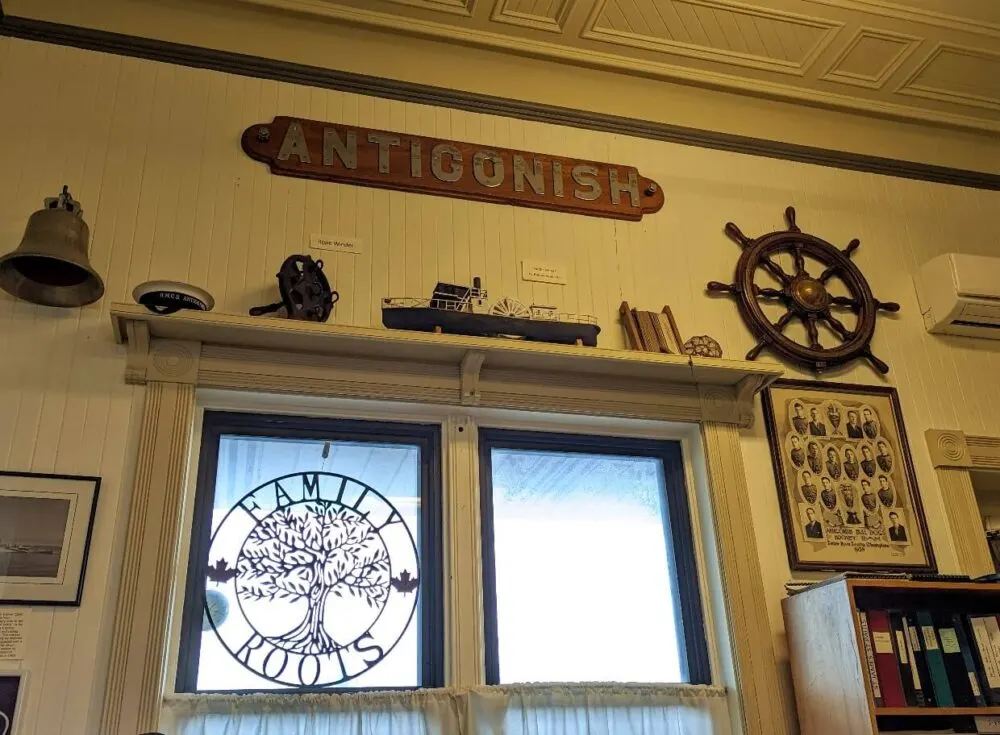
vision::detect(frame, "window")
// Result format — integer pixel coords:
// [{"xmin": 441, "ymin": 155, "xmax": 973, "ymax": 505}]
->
[
  {"xmin": 176, "ymin": 412, "xmax": 443, "ymax": 693},
  {"xmin": 479, "ymin": 430, "xmax": 710, "ymax": 685}
]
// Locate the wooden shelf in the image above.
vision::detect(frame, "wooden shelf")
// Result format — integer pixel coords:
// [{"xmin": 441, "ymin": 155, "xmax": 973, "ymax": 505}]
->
[
  {"xmin": 876, "ymin": 706, "xmax": 1000, "ymax": 716},
  {"xmin": 109, "ymin": 303, "xmax": 780, "ymax": 387},
  {"xmin": 109, "ymin": 304, "xmax": 782, "ymax": 424}
]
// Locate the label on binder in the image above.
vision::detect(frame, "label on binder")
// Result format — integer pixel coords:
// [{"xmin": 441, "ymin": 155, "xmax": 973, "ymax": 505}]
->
[
  {"xmin": 939, "ymin": 628, "xmax": 961, "ymax": 654},
  {"xmin": 873, "ymin": 631, "xmax": 894, "ymax": 654}
]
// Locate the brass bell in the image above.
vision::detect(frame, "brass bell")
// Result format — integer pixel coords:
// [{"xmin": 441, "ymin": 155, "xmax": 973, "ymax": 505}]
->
[{"xmin": 0, "ymin": 186, "xmax": 105, "ymax": 307}]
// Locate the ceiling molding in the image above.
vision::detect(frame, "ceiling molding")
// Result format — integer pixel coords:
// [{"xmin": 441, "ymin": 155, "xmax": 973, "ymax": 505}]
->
[
  {"xmin": 820, "ymin": 26, "xmax": 922, "ymax": 90},
  {"xmin": 491, "ymin": 0, "xmax": 573, "ymax": 33},
  {"xmin": 896, "ymin": 41, "xmax": 1000, "ymax": 111},
  {"xmin": 805, "ymin": 0, "xmax": 1000, "ymax": 39},
  {"xmin": 385, "ymin": 0, "xmax": 477, "ymax": 17},
  {"xmin": 581, "ymin": 0, "xmax": 843, "ymax": 77},
  {"xmin": 2, "ymin": 14, "xmax": 997, "ymax": 191},
  {"xmin": 218, "ymin": 0, "xmax": 1000, "ymax": 134}
]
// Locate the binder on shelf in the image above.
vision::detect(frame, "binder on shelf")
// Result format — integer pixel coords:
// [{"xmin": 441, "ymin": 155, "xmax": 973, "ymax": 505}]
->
[
  {"xmin": 890, "ymin": 611, "xmax": 919, "ymax": 706},
  {"xmin": 917, "ymin": 610, "xmax": 955, "ymax": 707},
  {"xmin": 899, "ymin": 613, "xmax": 926, "ymax": 707},
  {"xmin": 859, "ymin": 611, "xmax": 883, "ymax": 706},
  {"xmin": 866, "ymin": 610, "xmax": 906, "ymax": 707},
  {"xmin": 967, "ymin": 615, "xmax": 1000, "ymax": 706},
  {"xmin": 905, "ymin": 613, "xmax": 936, "ymax": 707},
  {"xmin": 951, "ymin": 613, "xmax": 988, "ymax": 707},
  {"xmin": 934, "ymin": 612, "xmax": 978, "ymax": 707}
]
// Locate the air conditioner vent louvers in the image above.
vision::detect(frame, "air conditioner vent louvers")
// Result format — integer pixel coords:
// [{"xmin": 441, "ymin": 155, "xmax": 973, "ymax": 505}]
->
[{"xmin": 915, "ymin": 253, "xmax": 1000, "ymax": 340}]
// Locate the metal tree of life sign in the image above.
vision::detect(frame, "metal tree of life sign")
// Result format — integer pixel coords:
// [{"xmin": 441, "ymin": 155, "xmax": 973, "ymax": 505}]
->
[{"xmin": 206, "ymin": 471, "xmax": 419, "ymax": 687}]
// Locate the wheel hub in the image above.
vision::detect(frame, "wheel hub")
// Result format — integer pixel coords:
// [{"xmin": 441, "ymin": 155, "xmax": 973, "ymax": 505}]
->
[{"xmin": 790, "ymin": 276, "xmax": 829, "ymax": 312}]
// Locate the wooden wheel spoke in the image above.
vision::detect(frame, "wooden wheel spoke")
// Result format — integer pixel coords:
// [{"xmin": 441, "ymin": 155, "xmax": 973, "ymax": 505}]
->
[
  {"xmin": 755, "ymin": 286, "xmax": 788, "ymax": 301},
  {"xmin": 774, "ymin": 310, "xmax": 796, "ymax": 332},
  {"xmin": 821, "ymin": 310, "xmax": 853, "ymax": 342},
  {"xmin": 804, "ymin": 314, "xmax": 822, "ymax": 350},
  {"xmin": 792, "ymin": 245, "xmax": 806, "ymax": 277},
  {"xmin": 760, "ymin": 256, "xmax": 793, "ymax": 285},
  {"xmin": 818, "ymin": 264, "xmax": 840, "ymax": 283},
  {"xmin": 830, "ymin": 295, "xmax": 861, "ymax": 311}
]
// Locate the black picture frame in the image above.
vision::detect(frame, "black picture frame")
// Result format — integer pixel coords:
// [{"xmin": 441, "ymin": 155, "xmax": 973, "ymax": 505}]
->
[
  {"xmin": 478, "ymin": 428, "xmax": 711, "ymax": 685},
  {"xmin": 0, "ymin": 471, "xmax": 101, "ymax": 606},
  {"xmin": 175, "ymin": 411, "xmax": 444, "ymax": 694},
  {"xmin": 762, "ymin": 379, "xmax": 936, "ymax": 574},
  {"xmin": 0, "ymin": 673, "xmax": 23, "ymax": 735}
]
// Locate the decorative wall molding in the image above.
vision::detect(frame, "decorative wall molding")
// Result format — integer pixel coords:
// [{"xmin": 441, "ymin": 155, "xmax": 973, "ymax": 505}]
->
[
  {"xmin": 701, "ymin": 421, "xmax": 795, "ymax": 735},
  {"xmin": 821, "ymin": 26, "xmax": 921, "ymax": 90},
  {"xmin": 111, "ymin": 304, "xmax": 782, "ymax": 426},
  {"xmin": 2, "ymin": 15, "xmax": 998, "ymax": 190},
  {"xmin": 100, "ymin": 381, "xmax": 196, "ymax": 734},
  {"xmin": 925, "ymin": 428, "xmax": 972, "ymax": 467},
  {"xmin": 925, "ymin": 428, "xmax": 1000, "ymax": 469},
  {"xmin": 582, "ymin": 0, "xmax": 843, "ymax": 76},
  {"xmin": 924, "ymin": 428, "xmax": 997, "ymax": 577},
  {"xmin": 442, "ymin": 415, "xmax": 483, "ymax": 686},
  {"xmin": 968, "ymin": 435, "xmax": 1000, "ymax": 470},
  {"xmin": 934, "ymin": 467, "xmax": 994, "ymax": 577},
  {"xmin": 148, "ymin": 340, "xmax": 201, "ymax": 384}
]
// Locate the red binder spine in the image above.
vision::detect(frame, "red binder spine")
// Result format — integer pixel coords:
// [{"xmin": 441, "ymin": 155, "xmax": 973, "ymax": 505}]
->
[{"xmin": 867, "ymin": 610, "xmax": 906, "ymax": 707}]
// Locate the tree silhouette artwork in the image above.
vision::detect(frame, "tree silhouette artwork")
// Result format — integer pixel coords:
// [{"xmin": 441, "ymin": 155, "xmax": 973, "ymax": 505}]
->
[{"xmin": 236, "ymin": 501, "xmax": 390, "ymax": 655}]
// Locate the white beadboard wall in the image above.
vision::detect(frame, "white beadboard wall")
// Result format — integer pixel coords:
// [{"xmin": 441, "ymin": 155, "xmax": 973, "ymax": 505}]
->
[{"xmin": 1, "ymin": 35, "xmax": 999, "ymax": 734}]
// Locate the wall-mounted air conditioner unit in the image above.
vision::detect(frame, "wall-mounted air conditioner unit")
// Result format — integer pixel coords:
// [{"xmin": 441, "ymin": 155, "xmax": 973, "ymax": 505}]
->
[{"xmin": 915, "ymin": 253, "xmax": 1000, "ymax": 339}]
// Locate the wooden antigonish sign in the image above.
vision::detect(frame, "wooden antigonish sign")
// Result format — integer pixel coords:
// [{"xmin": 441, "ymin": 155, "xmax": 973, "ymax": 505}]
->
[{"xmin": 242, "ymin": 117, "xmax": 664, "ymax": 221}]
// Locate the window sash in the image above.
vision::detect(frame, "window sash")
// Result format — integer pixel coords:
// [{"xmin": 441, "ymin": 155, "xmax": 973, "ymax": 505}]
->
[
  {"xmin": 477, "ymin": 429, "xmax": 712, "ymax": 686},
  {"xmin": 174, "ymin": 411, "xmax": 445, "ymax": 694}
]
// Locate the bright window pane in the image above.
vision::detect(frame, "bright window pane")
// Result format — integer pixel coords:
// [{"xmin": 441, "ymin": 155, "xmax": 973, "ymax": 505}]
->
[
  {"xmin": 191, "ymin": 433, "xmax": 423, "ymax": 691},
  {"xmin": 488, "ymin": 447, "xmax": 682, "ymax": 683}
]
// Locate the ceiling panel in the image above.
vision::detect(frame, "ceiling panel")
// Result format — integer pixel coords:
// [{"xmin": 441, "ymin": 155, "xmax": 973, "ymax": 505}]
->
[
  {"xmin": 225, "ymin": 0, "xmax": 1000, "ymax": 132},
  {"xmin": 821, "ymin": 27, "xmax": 920, "ymax": 88},
  {"xmin": 584, "ymin": 0, "xmax": 841, "ymax": 73},
  {"xmin": 492, "ymin": 0, "xmax": 573, "ymax": 31},
  {"xmin": 899, "ymin": 43, "xmax": 1000, "ymax": 110}
]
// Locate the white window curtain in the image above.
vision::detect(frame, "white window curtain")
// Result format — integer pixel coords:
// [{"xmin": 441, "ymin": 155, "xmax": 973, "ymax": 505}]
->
[{"xmin": 162, "ymin": 684, "xmax": 731, "ymax": 735}]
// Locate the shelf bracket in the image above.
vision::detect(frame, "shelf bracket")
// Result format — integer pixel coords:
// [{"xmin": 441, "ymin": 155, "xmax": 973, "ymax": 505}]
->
[{"xmin": 460, "ymin": 350, "xmax": 486, "ymax": 406}]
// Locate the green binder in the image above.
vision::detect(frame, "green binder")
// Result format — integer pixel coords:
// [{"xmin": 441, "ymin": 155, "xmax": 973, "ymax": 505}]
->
[{"xmin": 917, "ymin": 610, "xmax": 954, "ymax": 707}]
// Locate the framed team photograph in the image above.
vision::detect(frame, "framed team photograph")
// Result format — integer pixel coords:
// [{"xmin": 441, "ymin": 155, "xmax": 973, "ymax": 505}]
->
[
  {"xmin": 762, "ymin": 380, "xmax": 935, "ymax": 573},
  {"xmin": 0, "ymin": 472, "xmax": 100, "ymax": 606}
]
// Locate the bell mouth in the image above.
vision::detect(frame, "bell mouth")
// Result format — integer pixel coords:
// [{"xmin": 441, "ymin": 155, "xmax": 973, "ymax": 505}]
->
[
  {"xmin": 9, "ymin": 255, "xmax": 91, "ymax": 287},
  {"xmin": 0, "ymin": 253, "xmax": 105, "ymax": 307}
]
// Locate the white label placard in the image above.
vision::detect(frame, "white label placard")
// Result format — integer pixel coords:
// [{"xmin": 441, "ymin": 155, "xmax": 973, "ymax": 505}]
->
[
  {"xmin": 521, "ymin": 260, "xmax": 567, "ymax": 285},
  {"xmin": 0, "ymin": 610, "xmax": 26, "ymax": 660},
  {"xmin": 310, "ymin": 233, "xmax": 364, "ymax": 255}
]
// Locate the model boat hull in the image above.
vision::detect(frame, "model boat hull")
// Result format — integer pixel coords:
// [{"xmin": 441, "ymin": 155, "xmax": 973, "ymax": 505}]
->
[{"xmin": 382, "ymin": 307, "xmax": 600, "ymax": 346}]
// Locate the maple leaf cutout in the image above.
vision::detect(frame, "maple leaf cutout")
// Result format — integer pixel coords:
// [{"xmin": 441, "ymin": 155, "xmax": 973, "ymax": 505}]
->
[
  {"xmin": 390, "ymin": 570, "xmax": 419, "ymax": 594},
  {"xmin": 207, "ymin": 558, "xmax": 237, "ymax": 585}
]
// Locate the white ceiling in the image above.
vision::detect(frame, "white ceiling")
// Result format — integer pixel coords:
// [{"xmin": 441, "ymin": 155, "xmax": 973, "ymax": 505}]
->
[{"xmin": 232, "ymin": 0, "xmax": 1000, "ymax": 132}]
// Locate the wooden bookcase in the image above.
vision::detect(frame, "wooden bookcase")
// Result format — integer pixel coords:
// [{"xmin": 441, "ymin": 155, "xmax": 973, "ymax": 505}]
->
[{"xmin": 783, "ymin": 578, "xmax": 1000, "ymax": 734}]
